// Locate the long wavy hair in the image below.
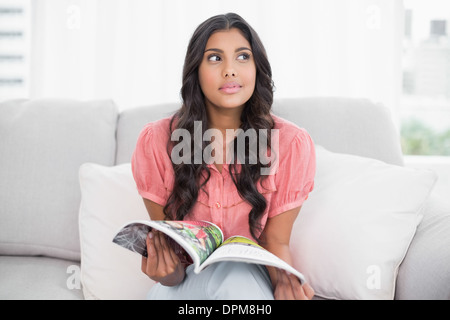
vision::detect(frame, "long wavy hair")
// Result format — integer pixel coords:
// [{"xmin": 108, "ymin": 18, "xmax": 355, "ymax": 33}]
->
[{"xmin": 164, "ymin": 13, "xmax": 275, "ymax": 240}]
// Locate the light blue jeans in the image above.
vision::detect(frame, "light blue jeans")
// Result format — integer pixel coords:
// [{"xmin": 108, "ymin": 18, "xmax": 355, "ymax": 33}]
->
[{"xmin": 147, "ymin": 261, "xmax": 274, "ymax": 300}]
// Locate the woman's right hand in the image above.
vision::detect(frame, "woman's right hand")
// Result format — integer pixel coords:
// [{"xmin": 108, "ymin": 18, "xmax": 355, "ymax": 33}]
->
[{"xmin": 141, "ymin": 230, "xmax": 186, "ymax": 286}]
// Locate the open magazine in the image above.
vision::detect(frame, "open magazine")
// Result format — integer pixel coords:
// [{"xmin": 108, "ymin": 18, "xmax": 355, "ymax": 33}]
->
[{"xmin": 112, "ymin": 220, "xmax": 306, "ymax": 284}]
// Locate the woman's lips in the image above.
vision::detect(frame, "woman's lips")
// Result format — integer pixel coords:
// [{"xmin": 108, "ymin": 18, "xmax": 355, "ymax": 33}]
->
[{"xmin": 219, "ymin": 82, "xmax": 242, "ymax": 94}]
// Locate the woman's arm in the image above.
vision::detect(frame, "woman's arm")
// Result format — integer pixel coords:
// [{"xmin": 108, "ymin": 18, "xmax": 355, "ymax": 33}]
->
[
  {"xmin": 140, "ymin": 198, "xmax": 186, "ymax": 286},
  {"xmin": 259, "ymin": 206, "xmax": 315, "ymax": 300}
]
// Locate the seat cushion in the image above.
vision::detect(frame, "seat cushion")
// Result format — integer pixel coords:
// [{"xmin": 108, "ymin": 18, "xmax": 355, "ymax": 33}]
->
[
  {"xmin": 395, "ymin": 194, "xmax": 450, "ymax": 300},
  {"xmin": 0, "ymin": 256, "xmax": 84, "ymax": 300}
]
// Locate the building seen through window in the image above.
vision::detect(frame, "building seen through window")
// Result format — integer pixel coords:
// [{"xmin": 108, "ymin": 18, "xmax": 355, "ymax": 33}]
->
[
  {"xmin": 0, "ymin": 0, "xmax": 31, "ymax": 102},
  {"xmin": 401, "ymin": 0, "xmax": 450, "ymax": 156}
]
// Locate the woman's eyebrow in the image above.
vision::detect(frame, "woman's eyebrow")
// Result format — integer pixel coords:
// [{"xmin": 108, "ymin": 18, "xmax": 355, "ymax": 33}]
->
[
  {"xmin": 235, "ymin": 47, "xmax": 252, "ymax": 52},
  {"xmin": 204, "ymin": 47, "xmax": 252, "ymax": 53}
]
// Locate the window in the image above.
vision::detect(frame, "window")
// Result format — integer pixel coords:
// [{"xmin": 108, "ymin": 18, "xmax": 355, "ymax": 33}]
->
[
  {"xmin": 0, "ymin": 0, "xmax": 31, "ymax": 101},
  {"xmin": 401, "ymin": 0, "xmax": 450, "ymax": 155}
]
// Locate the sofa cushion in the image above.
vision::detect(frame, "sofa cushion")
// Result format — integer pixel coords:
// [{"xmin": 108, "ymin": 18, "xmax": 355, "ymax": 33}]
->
[
  {"xmin": 0, "ymin": 256, "xmax": 84, "ymax": 300},
  {"xmin": 0, "ymin": 99, "xmax": 118, "ymax": 261},
  {"xmin": 78, "ymin": 162, "xmax": 155, "ymax": 300},
  {"xmin": 290, "ymin": 146, "xmax": 437, "ymax": 300}
]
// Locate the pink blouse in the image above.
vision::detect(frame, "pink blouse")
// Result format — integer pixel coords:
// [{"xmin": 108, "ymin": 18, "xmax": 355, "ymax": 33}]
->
[{"xmin": 131, "ymin": 114, "xmax": 316, "ymax": 241}]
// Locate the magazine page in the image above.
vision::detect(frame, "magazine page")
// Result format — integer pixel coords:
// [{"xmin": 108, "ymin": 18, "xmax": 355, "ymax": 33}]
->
[
  {"xmin": 196, "ymin": 236, "xmax": 306, "ymax": 284},
  {"xmin": 112, "ymin": 220, "xmax": 224, "ymax": 268}
]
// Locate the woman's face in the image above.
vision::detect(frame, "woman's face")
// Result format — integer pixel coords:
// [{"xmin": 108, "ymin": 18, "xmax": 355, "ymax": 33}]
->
[{"xmin": 198, "ymin": 28, "xmax": 256, "ymax": 110}]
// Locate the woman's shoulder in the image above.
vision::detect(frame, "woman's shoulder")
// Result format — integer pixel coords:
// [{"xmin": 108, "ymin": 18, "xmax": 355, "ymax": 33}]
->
[
  {"xmin": 139, "ymin": 116, "xmax": 174, "ymax": 141},
  {"xmin": 271, "ymin": 113, "xmax": 311, "ymax": 143},
  {"xmin": 135, "ymin": 116, "xmax": 176, "ymax": 159}
]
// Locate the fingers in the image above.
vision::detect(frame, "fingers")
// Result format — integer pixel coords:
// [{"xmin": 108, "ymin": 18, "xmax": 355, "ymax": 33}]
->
[
  {"xmin": 152, "ymin": 230, "xmax": 166, "ymax": 267},
  {"xmin": 146, "ymin": 231, "xmax": 156, "ymax": 258},
  {"xmin": 276, "ymin": 270, "xmax": 293, "ymax": 300},
  {"xmin": 273, "ymin": 269, "xmax": 293, "ymax": 300},
  {"xmin": 274, "ymin": 270, "xmax": 314, "ymax": 300},
  {"xmin": 288, "ymin": 272, "xmax": 314, "ymax": 300},
  {"xmin": 302, "ymin": 282, "xmax": 315, "ymax": 300},
  {"xmin": 286, "ymin": 272, "xmax": 306, "ymax": 300},
  {"xmin": 142, "ymin": 231, "xmax": 157, "ymax": 276},
  {"xmin": 142, "ymin": 230, "xmax": 180, "ymax": 279},
  {"xmin": 154, "ymin": 231, "xmax": 180, "ymax": 271}
]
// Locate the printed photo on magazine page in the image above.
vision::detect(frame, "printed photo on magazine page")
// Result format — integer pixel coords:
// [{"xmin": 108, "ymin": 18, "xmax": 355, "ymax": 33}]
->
[{"xmin": 112, "ymin": 220, "xmax": 223, "ymax": 264}]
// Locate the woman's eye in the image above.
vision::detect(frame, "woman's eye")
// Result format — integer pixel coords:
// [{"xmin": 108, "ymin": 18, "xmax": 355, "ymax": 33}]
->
[
  {"xmin": 208, "ymin": 55, "xmax": 221, "ymax": 62},
  {"xmin": 237, "ymin": 53, "xmax": 250, "ymax": 61}
]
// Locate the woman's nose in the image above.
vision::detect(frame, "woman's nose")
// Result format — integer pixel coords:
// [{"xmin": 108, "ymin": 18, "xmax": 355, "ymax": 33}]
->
[
  {"xmin": 224, "ymin": 71, "xmax": 236, "ymax": 78},
  {"xmin": 223, "ymin": 63, "xmax": 237, "ymax": 78}
]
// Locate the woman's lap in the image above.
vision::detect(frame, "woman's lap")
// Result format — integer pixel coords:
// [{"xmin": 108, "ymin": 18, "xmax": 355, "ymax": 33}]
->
[{"xmin": 147, "ymin": 262, "xmax": 274, "ymax": 300}]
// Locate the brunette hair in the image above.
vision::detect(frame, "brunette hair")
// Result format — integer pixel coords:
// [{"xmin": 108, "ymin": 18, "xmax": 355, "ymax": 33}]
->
[{"xmin": 164, "ymin": 13, "xmax": 275, "ymax": 240}]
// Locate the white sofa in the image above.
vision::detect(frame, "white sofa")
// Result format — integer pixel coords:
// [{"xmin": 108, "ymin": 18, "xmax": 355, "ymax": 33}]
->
[{"xmin": 0, "ymin": 97, "xmax": 449, "ymax": 300}]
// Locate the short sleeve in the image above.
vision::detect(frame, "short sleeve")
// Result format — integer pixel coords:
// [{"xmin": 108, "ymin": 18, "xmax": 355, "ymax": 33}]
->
[
  {"xmin": 131, "ymin": 123, "xmax": 171, "ymax": 206},
  {"xmin": 267, "ymin": 129, "xmax": 316, "ymax": 218}
]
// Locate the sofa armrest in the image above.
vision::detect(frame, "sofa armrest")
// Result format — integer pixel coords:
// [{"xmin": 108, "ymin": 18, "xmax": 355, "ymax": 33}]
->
[{"xmin": 395, "ymin": 194, "xmax": 450, "ymax": 300}]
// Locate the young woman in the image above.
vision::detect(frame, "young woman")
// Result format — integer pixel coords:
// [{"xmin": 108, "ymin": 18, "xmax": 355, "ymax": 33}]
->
[{"xmin": 132, "ymin": 13, "xmax": 316, "ymax": 300}]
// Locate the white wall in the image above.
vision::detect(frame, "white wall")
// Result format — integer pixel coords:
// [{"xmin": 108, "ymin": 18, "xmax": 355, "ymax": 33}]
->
[{"xmin": 28, "ymin": 0, "xmax": 404, "ymax": 111}]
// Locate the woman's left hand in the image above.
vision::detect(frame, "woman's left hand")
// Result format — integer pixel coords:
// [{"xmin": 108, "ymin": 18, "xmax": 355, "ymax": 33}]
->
[{"xmin": 273, "ymin": 269, "xmax": 315, "ymax": 300}]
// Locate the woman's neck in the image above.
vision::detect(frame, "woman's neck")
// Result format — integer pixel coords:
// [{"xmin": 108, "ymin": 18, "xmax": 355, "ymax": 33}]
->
[
  {"xmin": 205, "ymin": 100, "xmax": 244, "ymax": 134},
  {"xmin": 204, "ymin": 100, "xmax": 245, "ymax": 172}
]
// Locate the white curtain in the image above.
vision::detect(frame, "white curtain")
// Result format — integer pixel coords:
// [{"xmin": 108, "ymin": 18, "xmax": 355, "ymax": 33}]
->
[{"xmin": 29, "ymin": 0, "xmax": 404, "ymax": 112}]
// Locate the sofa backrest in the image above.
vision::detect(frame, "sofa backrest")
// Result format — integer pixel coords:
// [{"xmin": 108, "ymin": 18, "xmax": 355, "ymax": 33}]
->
[
  {"xmin": 116, "ymin": 97, "xmax": 404, "ymax": 166},
  {"xmin": 272, "ymin": 97, "xmax": 404, "ymax": 166},
  {"xmin": 0, "ymin": 99, "xmax": 118, "ymax": 261},
  {"xmin": 115, "ymin": 103, "xmax": 178, "ymax": 164}
]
